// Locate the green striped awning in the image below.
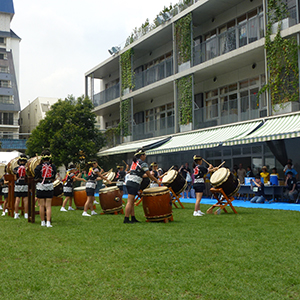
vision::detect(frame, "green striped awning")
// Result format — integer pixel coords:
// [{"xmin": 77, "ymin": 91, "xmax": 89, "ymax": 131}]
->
[
  {"xmin": 146, "ymin": 121, "xmax": 262, "ymax": 155},
  {"xmin": 98, "ymin": 137, "xmax": 170, "ymax": 156},
  {"xmin": 223, "ymin": 113, "xmax": 300, "ymax": 146}
]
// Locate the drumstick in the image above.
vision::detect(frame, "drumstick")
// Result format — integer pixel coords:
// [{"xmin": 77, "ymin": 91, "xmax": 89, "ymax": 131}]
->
[
  {"xmin": 202, "ymin": 158, "xmax": 212, "ymax": 166},
  {"xmin": 122, "ymin": 160, "xmax": 128, "ymax": 165},
  {"xmin": 217, "ymin": 161, "xmax": 226, "ymax": 168},
  {"xmin": 167, "ymin": 166, "xmax": 174, "ymax": 172}
]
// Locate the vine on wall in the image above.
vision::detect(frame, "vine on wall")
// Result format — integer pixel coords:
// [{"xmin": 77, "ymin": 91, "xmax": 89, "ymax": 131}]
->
[
  {"xmin": 177, "ymin": 75, "xmax": 193, "ymax": 125},
  {"xmin": 261, "ymin": 0, "xmax": 299, "ymax": 106},
  {"xmin": 120, "ymin": 49, "xmax": 134, "ymax": 93},
  {"xmin": 174, "ymin": 13, "xmax": 192, "ymax": 65},
  {"xmin": 120, "ymin": 98, "xmax": 131, "ymax": 137}
]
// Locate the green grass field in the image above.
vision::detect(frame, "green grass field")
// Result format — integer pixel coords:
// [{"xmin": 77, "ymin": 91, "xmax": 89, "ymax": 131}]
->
[{"xmin": 1, "ymin": 202, "xmax": 300, "ymax": 300}]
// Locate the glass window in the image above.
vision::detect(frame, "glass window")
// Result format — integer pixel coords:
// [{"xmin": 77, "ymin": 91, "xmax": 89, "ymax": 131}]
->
[
  {"xmin": 229, "ymin": 83, "xmax": 237, "ymax": 92},
  {"xmin": 239, "ymin": 79, "xmax": 249, "ymax": 89},
  {"xmin": 250, "ymin": 77, "xmax": 259, "ymax": 86}
]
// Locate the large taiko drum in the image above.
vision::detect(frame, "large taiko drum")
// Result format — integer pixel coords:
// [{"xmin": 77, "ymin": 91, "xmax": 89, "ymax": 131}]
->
[
  {"xmin": 104, "ymin": 171, "xmax": 116, "ymax": 187},
  {"xmin": 53, "ymin": 179, "xmax": 63, "ymax": 197},
  {"xmin": 26, "ymin": 156, "xmax": 42, "ymax": 177},
  {"xmin": 210, "ymin": 167, "xmax": 240, "ymax": 197},
  {"xmin": 140, "ymin": 177, "xmax": 150, "ymax": 191},
  {"xmin": 162, "ymin": 170, "xmax": 187, "ymax": 195},
  {"xmin": 7, "ymin": 157, "xmax": 19, "ymax": 175},
  {"xmin": 142, "ymin": 186, "xmax": 172, "ymax": 222},
  {"xmin": 74, "ymin": 186, "xmax": 87, "ymax": 209},
  {"xmin": 99, "ymin": 186, "xmax": 122, "ymax": 214}
]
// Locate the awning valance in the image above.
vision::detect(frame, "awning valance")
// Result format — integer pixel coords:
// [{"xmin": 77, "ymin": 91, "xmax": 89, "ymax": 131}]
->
[
  {"xmin": 223, "ymin": 113, "xmax": 300, "ymax": 146},
  {"xmin": 146, "ymin": 121, "xmax": 262, "ymax": 155},
  {"xmin": 98, "ymin": 137, "xmax": 171, "ymax": 156}
]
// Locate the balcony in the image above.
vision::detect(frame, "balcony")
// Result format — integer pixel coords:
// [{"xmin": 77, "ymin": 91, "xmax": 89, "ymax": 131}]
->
[
  {"xmin": 134, "ymin": 57, "xmax": 173, "ymax": 91},
  {"xmin": 194, "ymin": 94, "xmax": 262, "ymax": 130},
  {"xmin": 132, "ymin": 115, "xmax": 175, "ymax": 141},
  {"xmin": 93, "ymin": 83, "xmax": 120, "ymax": 107},
  {"xmin": 193, "ymin": 14, "xmax": 264, "ymax": 66}
]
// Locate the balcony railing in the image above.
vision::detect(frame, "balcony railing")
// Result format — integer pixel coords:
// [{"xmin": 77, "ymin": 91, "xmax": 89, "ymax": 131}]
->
[
  {"xmin": 93, "ymin": 83, "xmax": 120, "ymax": 107},
  {"xmin": 193, "ymin": 14, "xmax": 264, "ymax": 66},
  {"xmin": 194, "ymin": 95, "xmax": 262, "ymax": 129},
  {"xmin": 132, "ymin": 115, "xmax": 175, "ymax": 141},
  {"xmin": 134, "ymin": 57, "xmax": 173, "ymax": 91}
]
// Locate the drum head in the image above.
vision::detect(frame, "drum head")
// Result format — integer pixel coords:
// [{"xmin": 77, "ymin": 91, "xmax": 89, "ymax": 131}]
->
[
  {"xmin": 0, "ymin": 163, "xmax": 5, "ymax": 178},
  {"xmin": 210, "ymin": 168, "xmax": 230, "ymax": 186},
  {"xmin": 74, "ymin": 186, "xmax": 86, "ymax": 191},
  {"xmin": 26, "ymin": 156, "xmax": 42, "ymax": 177},
  {"xmin": 7, "ymin": 157, "xmax": 19, "ymax": 175},
  {"xmin": 142, "ymin": 186, "xmax": 169, "ymax": 195},
  {"xmin": 162, "ymin": 170, "xmax": 177, "ymax": 184},
  {"xmin": 100, "ymin": 186, "xmax": 118, "ymax": 193}
]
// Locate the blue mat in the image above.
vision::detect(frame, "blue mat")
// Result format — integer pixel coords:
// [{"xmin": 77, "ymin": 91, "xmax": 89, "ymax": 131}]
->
[{"xmin": 99, "ymin": 194, "xmax": 300, "ymax": 212}]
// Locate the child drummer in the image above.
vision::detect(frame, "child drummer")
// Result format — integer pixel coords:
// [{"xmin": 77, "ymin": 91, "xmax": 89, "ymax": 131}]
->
[
  {"xmin": 60, "ymin": 164, "xmax": 86, "ymax": 212},
  {"xmin": 192, "ymin": 155, "xmax": 216, "ymax": 217},
  {"xmin": 115, "ymin": 163, "xmax": 129, "ymax": 199}
]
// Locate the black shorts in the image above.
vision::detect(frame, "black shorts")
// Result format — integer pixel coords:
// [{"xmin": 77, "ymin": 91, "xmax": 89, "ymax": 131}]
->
[
  {"xmin": 126, "ymin": 185, "xmax": 139, "ymax": 196},
  {"xmin": 86, "ymin": 188, "xmax": 95, "ymax": 196},
  {"xmin": 194, "ymin": 183, "xmax": 205, "ymax": 193},
  {"xmin": 36, "ymin": 190, "xmax": 54, "ymax": 199}
]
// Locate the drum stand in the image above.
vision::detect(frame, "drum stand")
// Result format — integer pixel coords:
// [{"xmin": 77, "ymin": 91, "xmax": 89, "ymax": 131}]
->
[
  {"xmin": 206, "ymin": 188, "xmax": 237, "ymax": 214},
  {"xmin": 4, "ymin": 174, "xmax": 15, "ymax": 217},
  {"xmin": 134, "ymin": 191, "xmax": 143, "ymax": 206},
  {"xmin": 168, "ymin": 187, "xmax": 185, "ymax": 209}
]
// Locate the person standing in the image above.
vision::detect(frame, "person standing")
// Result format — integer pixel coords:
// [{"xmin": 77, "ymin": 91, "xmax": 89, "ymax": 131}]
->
[
  {"xmin": 14, "ymin": 154, "xmax": 29, "ymax": 219},
  {"xmin": 179, "ymin": 163, "xmax": 192, "ymax": 198},
  {"xmin": 60, "ymin": 164, "xmax": 86, "ymax": 212},
  {"xmin": 260, "ymin": 166, "xmax": 270, "ymax": 184},
  {"xmin": 34, "ymin": 150, "xmax": 57, "ymax": 227},
  {"xmin": 192, "ymin": 155, "xmax": 215, "ymax": 216},
  {"xmin": 124, "ymin": 148, "xmax": 160, "ymax": 223},
  {"xmin": 82, "ymin": 159, "xmax": 109, "ymax": 217},
  {"xmin": 115, "ymin": 163, "xmax": 129, "ymax": 198},
  {"xmin": 237, "ymin": 163, "xmax": 246, "ymax": 184},
  {"xmin": 1, "ymin": 166, "xmax": 9, "ymax": 216}
]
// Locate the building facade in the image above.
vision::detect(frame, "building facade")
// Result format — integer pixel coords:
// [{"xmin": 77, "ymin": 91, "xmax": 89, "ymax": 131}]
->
[
  {"xmin": 85, "ymin": 0, "xmax": 300, "ymax": 177},
  {"xmin": 19, "ymin": 97, "xmax": 59, "ymax": 138},
  {"xmin": 0, "ymin": 0, "xmax": 23, "ymax": 150}
]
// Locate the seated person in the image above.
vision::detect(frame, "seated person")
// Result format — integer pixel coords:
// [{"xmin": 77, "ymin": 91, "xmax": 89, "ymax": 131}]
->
[
  {"xmin": 284, "ymin": 171, "xmax": 298, "ymax": 203},
  {"xmin": 250, "ymin": 175, "xmax": 265, "ymax": 203},
  {"xmin": 284, "ymin": 163, "xmax": 298, "ymax": 180}
]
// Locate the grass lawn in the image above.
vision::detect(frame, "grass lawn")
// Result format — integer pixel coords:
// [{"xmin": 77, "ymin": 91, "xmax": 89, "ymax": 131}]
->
[{"xmin": 1, "ymin": 201, "xmax": 300, "ymax": 300}]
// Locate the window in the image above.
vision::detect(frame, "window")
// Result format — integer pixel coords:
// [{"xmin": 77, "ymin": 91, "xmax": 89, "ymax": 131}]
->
[
  {"xmin": 0, "ymin": 37, "xmax": 5, "ymax": 45},
  {"xmin": 0, "ymin": 95, "xmax": 13, "ymax": 104},
  {"xmin": 0, "ymin": 53, "xmax": 7, "ymax": 60}
]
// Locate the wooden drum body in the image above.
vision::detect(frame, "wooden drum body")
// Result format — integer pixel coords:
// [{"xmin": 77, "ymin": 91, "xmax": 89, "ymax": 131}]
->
[
  {"xmin": 162, "ymin": 170, "xmax": 187, "ymax": 195},
  {"xmin": 74, "ymin": 186, "xmax": 87, "ymax": 209},
  {"xmin": 53, "ymin": 179, "xmax": 63, "ymax": 197},
  {"xmin": 210, "ymin": 167, "xmax": 240, "ymax": 197},
  {"xmin": 140, "ymin": 177, "xmax": 150, "ymax": 191},
  {"xmin": 99, "ymin": 186, "xmax": 122, "ymax": 214},
  {"xmin": 26, "ymin": 156, "xmax": 42, "ymax": 177},
  {"xmin": 142, "ymin": 186, "xmax": 172, "ymax": 222}
]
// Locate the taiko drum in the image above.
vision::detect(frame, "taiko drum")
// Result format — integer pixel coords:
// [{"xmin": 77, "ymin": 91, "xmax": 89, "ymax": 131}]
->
[
  {"xmin": 99, "ymin": 186, "xmax": 122, "ymax": 214},
  {"xmin": 162, "ymin": 170, "xmax": 187, "ymax": 195},
  {"xmin": 142, "ymin": 186, "xmax": 172, "ymax": 222}
]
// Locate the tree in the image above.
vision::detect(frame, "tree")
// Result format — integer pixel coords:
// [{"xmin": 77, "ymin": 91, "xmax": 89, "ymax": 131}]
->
[{"xmin": 26, "ymin": 95, "xmax": 105, "ymax": 167}]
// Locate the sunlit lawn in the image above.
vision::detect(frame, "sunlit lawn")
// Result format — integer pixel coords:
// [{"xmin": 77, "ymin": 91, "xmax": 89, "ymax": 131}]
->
[{"xmin": 1, "ymin": 201, "xmax": 300, "ymax": 300}]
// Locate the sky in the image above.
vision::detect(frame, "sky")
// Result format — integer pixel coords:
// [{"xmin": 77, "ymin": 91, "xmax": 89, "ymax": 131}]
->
[{"xmin": 11, "ymin": 0, "xmax": 173, "ymax": 109}]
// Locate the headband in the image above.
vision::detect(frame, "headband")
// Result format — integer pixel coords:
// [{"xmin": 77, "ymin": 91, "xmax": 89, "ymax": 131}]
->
[
  {"xmin": 42, "ymin": 154, "xmax": 52, "ymax": 159},
  {"xmin": 193, "ymin": 155, "xmax": 202, "ymax": 161},
  {"xmin": 151, "ymin": 162, "xmax": 157, "ymax": 167},
  {"xmin": 88, "ymin": 160, "xmax": 97, "ymax": 164},
  {"xmin": 134, "ymin": 149, "xmax": 145, "ymax": 156},
  {"xmin": 117, "ymin": 165, "xmax": 123, "ymax": 169}
]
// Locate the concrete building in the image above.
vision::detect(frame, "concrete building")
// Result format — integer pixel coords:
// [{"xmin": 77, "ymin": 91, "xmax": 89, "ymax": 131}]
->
[
  {"xmin": 19, "ymin": 97, "xmax": 59, "ymax": 138},
  {"xmin": 85, "ymin": 0, "xmax": 300, "ymax": 177},
  {"xmin": 0, "ymin": 0, "xmax": 23, "ymax": 151}
]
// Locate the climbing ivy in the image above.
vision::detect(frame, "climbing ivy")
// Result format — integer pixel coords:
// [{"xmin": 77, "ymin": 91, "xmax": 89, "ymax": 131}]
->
[
  {"xmin": 174, "ymin": 13, "xmax": 192, "ymax": 65},
  {"xmin": 260, "ymin": 0, "xmax": 299, "ymax": 106},
  {"xmin": 120, "ymin": 49, "xmax": 134, "ymax": 93},
  {"xmin": 177, "ymin": 75, "xmax": 193, "ymax": 125},
  {"xmin": 120, "ymin": 98, "xmax": 131, "ymax": 137}
]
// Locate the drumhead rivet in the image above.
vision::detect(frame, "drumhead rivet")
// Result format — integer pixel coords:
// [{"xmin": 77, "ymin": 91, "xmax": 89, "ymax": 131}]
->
[{"xmin": 114, "ymin": 197, "xmax": 120, "ymax": 202}]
